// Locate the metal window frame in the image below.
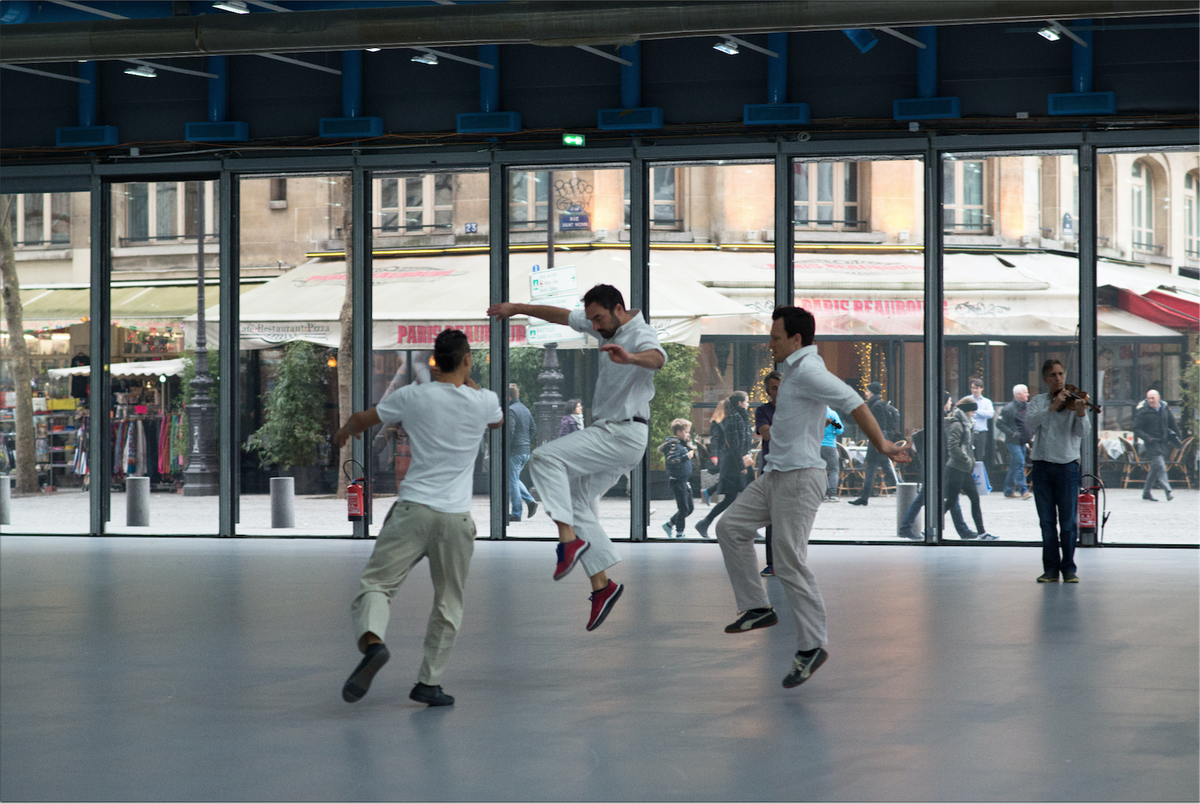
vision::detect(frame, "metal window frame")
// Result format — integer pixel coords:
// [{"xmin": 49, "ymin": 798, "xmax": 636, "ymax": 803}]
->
[{"xmin": 2, "ymin": 126, "xmax": 1195, "ymax": 541}]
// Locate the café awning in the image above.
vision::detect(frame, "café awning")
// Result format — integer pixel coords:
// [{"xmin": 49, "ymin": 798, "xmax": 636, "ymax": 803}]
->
[
  {"xmin": 47, "ymin": 358, "xmax": 187, "ymax": 378},
  {"xmin": 188, "ymin": 249, "xmax": 752, "ymax": 350},
  {"xmin": 651, "ymin": 250, "xmax": 1194, "ymax": 339}
]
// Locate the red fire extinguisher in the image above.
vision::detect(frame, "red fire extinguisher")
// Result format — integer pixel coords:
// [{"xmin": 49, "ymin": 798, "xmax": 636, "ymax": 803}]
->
[
  {"xmin": 344, "ymin": 460, "xmax": 367, "ymax": 522},
  {"xmin": 1078, "ymin": 473, "xmax": 1107, "ymax": 545}
]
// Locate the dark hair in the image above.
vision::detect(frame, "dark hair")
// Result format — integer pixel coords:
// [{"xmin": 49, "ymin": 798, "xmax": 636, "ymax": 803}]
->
[
  {"xmin": 565, "ymin": 398, "xmax": 580, "ymax": 412},
  {"xmin": 581, "ymin": 284, "xmax": 625, "ymax": 313},
  {"xmin": 507, "ymin": 383, "xmax": 519, "ymax": 400},
  {"xmin": 771, "ymin": 306, "xmax": 815, "ymax": 346},
  {"xmin": 433, "ymin": 329, "xmax": 471, "ymax": 373},
  {"xmin": 725, "ymin": 390, "xmax": 748, "ymax": 417},
  {"xmin": 969, "ymin": 376, "xmax": 983, "ymax": 388},
  {"xmin": 763, "ymin": 370, "xmax": 783, "ymax": 387},
  {"xmin": 1041, "ymin": 359, "xmax": 1064, "ymax": 379}
]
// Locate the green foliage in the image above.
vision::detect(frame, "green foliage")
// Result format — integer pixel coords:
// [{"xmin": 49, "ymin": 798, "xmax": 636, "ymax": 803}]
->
[
  {"xmin": 470, "ymin": 348, "xmax": 490, "ymax": 389},
  {"xmin": 245, "ymin": 341, "xmax": 328, "ymax": 470},
  {"xmin": 1180, "ymin": 350, "xmax": 1199, "ymax": 437},
  {"xmin": 509, "ymin": 347, "xmax": 545, "ymax": 406},
  {"xmin": 649, "ymin": 343, "xmax": 699, "ymax": 469},
  {"xmin": 469, "ymin": 347, "xmax": 543, "ymax": 405},
  {"xmin": 177, "ymin": 351, "xmax": 220, "ymax": 411}
]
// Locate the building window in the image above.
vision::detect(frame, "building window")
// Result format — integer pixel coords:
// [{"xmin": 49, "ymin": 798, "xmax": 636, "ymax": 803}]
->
[
  {"xmin": 794, "ymin": 162, "xmax": 860, "ymax": 230},
  {"xmin": 9, "ymin": 193, "xmax": 71, "ymax": 247},
  {"xmin": 268, "ymin": 178, "xmax": 287, "ymax": 209},
  {"xmin": 943, "ymin": 160, "xmax": 987, "ymax": 233},
  {"xmin": 122, "ymin": 182, "xmax": 218, "ymax": 245},
  {"xmin": 624, "ymin": 167, "xmax": 680, "ymax": 229},
  {"xmin": 1131, "ymin": 160, "xmax": 1155, "ymax": 251},
  {"xmin": 510, "ymin": 171, "xmax": 548, "ymax": 229},
  {"xmin": 1185, "ymin": 170, "xmax": 1198, "ymax": 259},
  {"xmin": 377, "ymin": 174, "xmax": 454, "ymax": 235}
]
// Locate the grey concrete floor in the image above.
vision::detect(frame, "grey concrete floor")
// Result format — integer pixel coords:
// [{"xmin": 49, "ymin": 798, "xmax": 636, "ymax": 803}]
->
[
  {"xmin": 1, "ymin": 536, "xmax": 1197, "ymax": 802},
  {"xmin": 3, "ymin": 486, "xmax": 1198, "ymax": 545}
]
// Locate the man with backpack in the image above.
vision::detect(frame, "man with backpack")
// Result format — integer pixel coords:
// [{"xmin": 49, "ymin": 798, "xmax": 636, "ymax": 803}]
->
[{"xmin": 848, "ymin": 382, "xmax": 900, "ymax": 506}]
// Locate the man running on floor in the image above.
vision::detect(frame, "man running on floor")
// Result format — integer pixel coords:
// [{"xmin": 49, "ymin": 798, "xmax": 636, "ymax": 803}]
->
[
  {"xmin": 715, "ymin": 306, "xmax": 910, "ymax": 689},
  {"xmin": 335, "ymin": 329, "xmax": 503, "ymax": 707},
  {"xmin": 487, "ymin": 284, "xmax": 666, "ymax": 631}
]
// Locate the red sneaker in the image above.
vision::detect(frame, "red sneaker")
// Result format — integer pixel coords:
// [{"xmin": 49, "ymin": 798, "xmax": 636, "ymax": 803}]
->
[
  {"xmin": 586, "ymin": 580, "xmax": 624, "ymax": 631},
  {"xmin": 553, "ymin": 537, "xmax": 589, "ymax": 581}
]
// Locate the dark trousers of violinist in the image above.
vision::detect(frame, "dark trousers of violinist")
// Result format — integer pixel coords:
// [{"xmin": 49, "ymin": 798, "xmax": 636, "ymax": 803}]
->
[{"xmin": 1025, "ymin": 359, "xmax": 1091, "ymax": 583}]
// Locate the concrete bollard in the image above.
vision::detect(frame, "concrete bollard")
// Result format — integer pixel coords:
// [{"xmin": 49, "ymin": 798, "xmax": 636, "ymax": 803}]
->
[
  {"xmin": 895, "ymin": 482, "xmax": 919, "ymax": 536},
  {"xmin": 126, "ymin": 476, "xmax": 150, "ymax": 527},
  {"xmin": 0, "ymin": 475, "xmax": 11, "ymax": 526},
  {"xmin": 270, "ymin": 476, "xmax": 296, "ymax": 528}
]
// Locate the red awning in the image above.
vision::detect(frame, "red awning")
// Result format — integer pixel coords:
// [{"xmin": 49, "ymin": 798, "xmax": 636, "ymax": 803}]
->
[
  {"xmin": 1143, "ymin": 289, "xmax": 1200, "ymax": 325},
  {"xmin": 1116, "ymin": 289, "xmax": 1199, "ymax": 331}
]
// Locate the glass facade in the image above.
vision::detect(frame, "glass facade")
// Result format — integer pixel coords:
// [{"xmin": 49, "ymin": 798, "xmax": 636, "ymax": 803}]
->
[{"xmin": 1, "ymin": 141, "xmax": 1195, "ymax": 545}]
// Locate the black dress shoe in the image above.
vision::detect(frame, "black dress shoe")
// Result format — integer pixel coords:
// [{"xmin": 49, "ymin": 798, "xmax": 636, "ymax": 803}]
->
[
  {"xmin": 1143, "ymin": 495, "xmax": 1158, "ymax": 502},
  {"xmin": 527, "ymin": 500, "xmax": 539, "ymax": 517},
  {"xmin": 1166, "ymin": 491, "xmax": 1174, "ymax": 502},
  {"xmin": 509, "ymin": 514, "xmax": 522, "ymax": 522},
  {"xmin": 848, "ymin": 498, "xmax": 868, "ymax": 506},
  {"xmin": 410, "ymin": 682, "xmax": 455, "ymax": 706}
]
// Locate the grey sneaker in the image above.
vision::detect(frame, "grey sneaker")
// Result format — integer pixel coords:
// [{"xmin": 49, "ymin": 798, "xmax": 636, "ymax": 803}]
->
[{"xmin": 783, "ymin": 647, "xmax": 828, "ymax": 688}]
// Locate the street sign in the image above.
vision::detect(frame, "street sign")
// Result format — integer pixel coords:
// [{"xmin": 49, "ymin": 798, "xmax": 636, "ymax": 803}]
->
[
  {"xmin": 529, "ymin": 264, "xmax": 578, "ymax": 299},
  {"xmin": 525, "ymin": 291, "xmax": 583, "ymax": 344}
]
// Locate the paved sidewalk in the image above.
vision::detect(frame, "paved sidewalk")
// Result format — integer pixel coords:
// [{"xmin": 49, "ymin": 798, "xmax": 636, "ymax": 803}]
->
[{"xmin": 3, "ymin": 485, "xmax": 1195, "ymax": 545}]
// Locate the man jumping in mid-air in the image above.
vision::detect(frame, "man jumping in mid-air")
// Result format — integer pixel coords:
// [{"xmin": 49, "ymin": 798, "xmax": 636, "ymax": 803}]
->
[{"xmin": 488, "ymin": 284, "xmax": 665, "ymax": 631}]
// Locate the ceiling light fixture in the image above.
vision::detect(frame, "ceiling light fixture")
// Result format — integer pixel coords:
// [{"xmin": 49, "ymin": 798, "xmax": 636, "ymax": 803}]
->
[
  {"xmin": 1038, "ymin": 25, "xmax": 1061, "ymax": 41},
  {"xmin": 411, "ymin": 52, "xmax": 439, "ymax": 65},
  {"xmin": 713, "ymin": 39, "xmax": 739, "ymax": 55},
  {"xmin": 213, "ymin": 1, "xmax": 250, "ymax": 14},
  {"xmin": 123, "ymin": 64, "xmax": 157, "ymax": 78},
  {"xmin": 365, "ymin": 47, "xmax": 381, "ymax": 53}
]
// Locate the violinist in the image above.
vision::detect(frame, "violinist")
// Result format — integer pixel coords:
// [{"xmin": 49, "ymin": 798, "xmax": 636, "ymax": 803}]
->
[{"xmin": 1026, "ymin": 359, "xmax": 1091, "ymax": 584}]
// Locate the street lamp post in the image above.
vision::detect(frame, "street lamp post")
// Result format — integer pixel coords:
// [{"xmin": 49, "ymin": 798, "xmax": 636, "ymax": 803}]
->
[{"xmin": 183, "ymin": 181, "xmax": 218, "ymax": 496}]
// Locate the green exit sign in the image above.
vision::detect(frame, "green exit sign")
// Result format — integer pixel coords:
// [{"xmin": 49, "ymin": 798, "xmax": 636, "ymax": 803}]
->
[{"xmin": 562, "ymin": 133, "xmax": 586, "ymax": 147}]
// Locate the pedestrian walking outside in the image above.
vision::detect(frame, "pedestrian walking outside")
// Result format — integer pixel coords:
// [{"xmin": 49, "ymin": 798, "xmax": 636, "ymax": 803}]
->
[
  {"xmin": 694, "ymin": 391, "xmax": 755, "ymax": 539},
  {"xmin": 998, "ymin": 383, "xmax": 1033, "ymax": 499},
  {"xmin": 659, "ymin": 418, "xmax": 696, "ymax": 538}
]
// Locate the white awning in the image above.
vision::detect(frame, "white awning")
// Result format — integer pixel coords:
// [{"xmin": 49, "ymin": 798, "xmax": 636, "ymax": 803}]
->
[
  {"xmin": 47, "ymin": 358, "xmax": 187, "ymax": 378},
  {"xmin": 187, "ymin": 249, "xmax": 751, "ymax": 350}
]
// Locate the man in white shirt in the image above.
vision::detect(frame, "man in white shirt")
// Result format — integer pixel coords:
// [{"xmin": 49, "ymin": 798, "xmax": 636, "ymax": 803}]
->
[
  {"xmin": 714, "ymin": 306, "xmax": 910, "ymax": 689},
  {"xmin": 968, "ymin": 376, "xmax": 995, "ymax": 466},
  {"xmin": 488, "ymin": 284, "xmax": 666, "ymax": 631},
  {"xmin": 334, "ymin": 329, "xmax": 504, "ymax": 707}
]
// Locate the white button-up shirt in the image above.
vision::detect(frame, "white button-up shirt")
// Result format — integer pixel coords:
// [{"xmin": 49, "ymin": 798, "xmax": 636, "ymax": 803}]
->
[
  {"xmin": 568, "ymin": 308, "xmax": 666, "ymax": 422},
  {"xmin": 765, "ymin": 345, "xmax": 864, "ymax": 473}
]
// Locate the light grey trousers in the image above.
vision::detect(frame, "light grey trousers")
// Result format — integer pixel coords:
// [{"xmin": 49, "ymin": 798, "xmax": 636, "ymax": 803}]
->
[
  {"xmin": 528, "ymin": 419, "xmax": 647, "ymax": 578},
  {"xmin": 715, "ymin": 467, "xmax": 828, "ymax": 650},
  {"xmin": 351, "ymin": 501, "xmax": 476, "ymax": 686}
]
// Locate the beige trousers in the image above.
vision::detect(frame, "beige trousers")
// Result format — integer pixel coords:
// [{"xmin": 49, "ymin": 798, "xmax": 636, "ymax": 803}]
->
[
  {"xmin": 350, "ymin": 501, "xmax": 476, "ymax": 686},
  {"xmin": 714, "ymin": 468, "xmax": 828, "ymax": 650}
]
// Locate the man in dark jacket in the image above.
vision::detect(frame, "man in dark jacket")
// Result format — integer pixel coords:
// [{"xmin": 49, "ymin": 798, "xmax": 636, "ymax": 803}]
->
[
  {"xmin": 849, "ymin": 382, "xmax": 898, "ymax": 505},
  {"xmin": 1133, "ymin": 389, "xmax": 1179, "ymax": 502},
  {"xmin": 997, "ymin": 383, "xmax": 1033, "ymax": 499},
  {"xmin": 897, "ymin": 391, "xmax": 974, "ymax": 539},
  {"xmin": 507, "ymin": 384, "xmax": 538, "ymax": 521}
]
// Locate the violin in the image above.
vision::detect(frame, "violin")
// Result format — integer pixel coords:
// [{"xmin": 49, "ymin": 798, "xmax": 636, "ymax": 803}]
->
[{"xmin": 1061, "ymin": 384, "xmax": 1102, "ymax": 413}]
